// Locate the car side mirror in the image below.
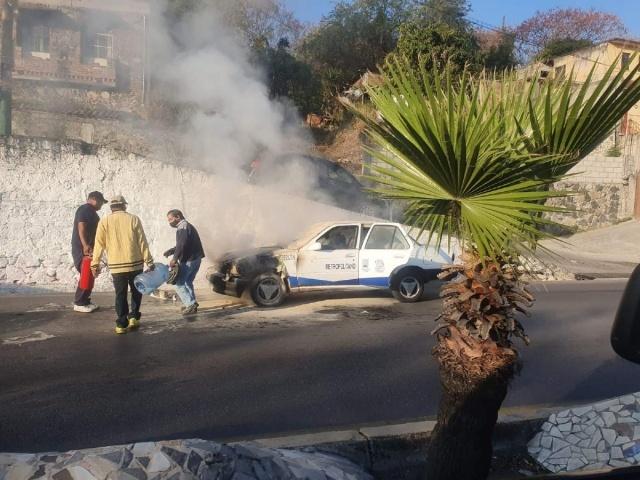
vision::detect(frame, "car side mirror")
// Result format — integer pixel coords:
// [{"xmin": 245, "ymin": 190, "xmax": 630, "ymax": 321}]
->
[
  {"xmin": 309, "ymin": 242, "xmax": 322, "ymax": 251},
  {"xmin": 611, "ymin": 264, "xmax": 640, "ymax": 364}
]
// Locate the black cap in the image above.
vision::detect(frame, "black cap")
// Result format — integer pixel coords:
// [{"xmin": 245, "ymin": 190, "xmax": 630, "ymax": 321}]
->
[{"xmin": 88, "ymin": 191, "xmax": 108, "ymax": 202}]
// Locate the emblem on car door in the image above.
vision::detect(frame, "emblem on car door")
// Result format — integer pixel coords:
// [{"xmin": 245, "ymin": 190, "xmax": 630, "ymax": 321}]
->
[{"xmin": 375, "ymin": 259, "xmax": 385, "ymax": 272}]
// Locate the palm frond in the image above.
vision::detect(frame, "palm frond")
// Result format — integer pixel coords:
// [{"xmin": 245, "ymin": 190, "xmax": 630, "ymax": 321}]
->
[{"xmin": 344, "ymin": 55, "xmax": 640, "ymax": 260}]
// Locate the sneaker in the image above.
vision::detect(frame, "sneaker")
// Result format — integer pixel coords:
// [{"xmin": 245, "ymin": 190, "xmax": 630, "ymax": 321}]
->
[
  {"xmin": 127, "ymin": 318, "xmax": 140, "ymax": 330},
  {"xmin": 74, "ymin": 304, "xmax": 94, "ymax": 313},
  {"xmin": 182, "ymin": 303, "xmax": 198, "ymax": 316},
  {"xmin": 115, "ymin": 326, "xmax": 128, "ymax": 335},
  {"xmin": 87, "ymin": 303, "xmax": 99, "ymax": 312}
]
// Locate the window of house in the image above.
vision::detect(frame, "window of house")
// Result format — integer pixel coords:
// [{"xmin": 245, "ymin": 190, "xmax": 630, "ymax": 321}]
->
[
  {"xmin": 555, "ymin": 65, "xmax": 566, "ymax": 79},
  {"xmin": 28, "ymin": 25, "xmax": 49, "ymax": 52},
  {"xmin": 93, "ymin": 33, "xmax": 113, "ymax": 59},
  {"xmin": 622, "ymin": 52, "xmax": 631, "ymax": 69},
  {"xmin": 364, "ymin": 225, "xmax": 409, "ymax": 250}
]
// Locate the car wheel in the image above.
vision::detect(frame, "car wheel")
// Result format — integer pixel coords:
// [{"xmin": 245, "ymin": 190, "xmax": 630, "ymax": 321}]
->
[
  {"xmin": 249, "ymin": 273, "xmax": 287, "ymax": 307},
  {"xmin": 391, "ymin": 271, "xmax": 424, "ymax": 303}
]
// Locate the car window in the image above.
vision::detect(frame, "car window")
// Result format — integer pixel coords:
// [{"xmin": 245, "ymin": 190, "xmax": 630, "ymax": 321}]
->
[
  {"xmin": 317, "ymin": 225, "xmax": 359, "ymax": 250},
  {"xmin": 365, "ymin": 225, "xmax": 409, "ymax": 250},
  {"xmin": 359, "ymin": 227, "xmax": 370, "ymax": 248},
  {"xmin": 327, "ymin": 165, "xmax": 356, "ymax": 184}
]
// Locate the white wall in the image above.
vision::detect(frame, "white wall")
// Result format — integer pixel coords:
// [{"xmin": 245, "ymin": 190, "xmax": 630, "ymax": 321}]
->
[{"xmin": 0, "ymin": 138, "xmax": 372, "ymax": 292}]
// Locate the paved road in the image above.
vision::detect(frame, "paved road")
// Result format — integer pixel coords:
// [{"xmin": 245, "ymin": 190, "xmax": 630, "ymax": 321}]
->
[{"xmin": 1, "ymin": 280, "xmax": 639, "ymax": 453}]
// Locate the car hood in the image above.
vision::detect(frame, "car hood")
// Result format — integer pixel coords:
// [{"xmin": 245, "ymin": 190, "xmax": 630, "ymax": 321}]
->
[{"xmin": 216, "ymin": 246, "xmax": 283, "ymax": 263}]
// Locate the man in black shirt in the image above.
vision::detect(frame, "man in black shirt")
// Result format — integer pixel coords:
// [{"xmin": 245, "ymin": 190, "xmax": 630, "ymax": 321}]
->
[
  {"xmin": 71, "ymin": 191, "xmax": 107, "ymax": 312},
  {"xmin": 164, "ymin": 209, "xmax": 205, "ymax": 315}
]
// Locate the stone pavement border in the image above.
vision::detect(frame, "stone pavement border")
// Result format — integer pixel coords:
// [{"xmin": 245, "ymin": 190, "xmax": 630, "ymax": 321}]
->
[{"xmin": 3, "ymin": 396, "xmax": 639, "ymax": 480}]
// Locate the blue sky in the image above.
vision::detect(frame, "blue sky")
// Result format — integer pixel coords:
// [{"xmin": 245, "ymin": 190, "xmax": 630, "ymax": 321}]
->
[{"xmin": 283, "ymin": 0, "xmax": 640, "ymax": 37}]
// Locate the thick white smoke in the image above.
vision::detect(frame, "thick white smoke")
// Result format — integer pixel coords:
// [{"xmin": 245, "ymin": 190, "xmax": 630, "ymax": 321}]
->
[{"xmin": 149, "ymin": 1, "xmax": 368, "ymax": 257}]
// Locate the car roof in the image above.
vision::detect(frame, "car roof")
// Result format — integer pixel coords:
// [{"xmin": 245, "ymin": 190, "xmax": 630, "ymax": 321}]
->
[{"xmin": 288, "ymin": 221, "xmax": 401, "ymax": 249}]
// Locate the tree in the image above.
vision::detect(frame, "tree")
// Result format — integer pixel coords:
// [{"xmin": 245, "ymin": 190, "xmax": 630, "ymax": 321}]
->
[
  {"xmin": 476, "ymin": 29, "xmax": 517, "ymax": 71},
  {"xmin": 412, "ymin": 0, "xmax": 470, "ymax": 27},
  {"xmin": 163, "ymin": 0, "xmax": 303, "ymax": 49},
  {"xmin": 253, "ymin": 39, "xmax": 323, "ymax": 115},
  {"xmin": 395, "ymin": 20, "xmax": 481, "ymax": 73},
  {"xmin": 515, "ymin": 8, "xmax": 626, "ymax": 59},
  {"xmin": 298, "ymin": 0, "xmax": 416, "ymax": 105},
  {"xmin": 536, "ymin": 38, "xmax": 594, "ymax": 64},
  {"xmin": 345, "ymin": 56, "xmax": 640, "ymax": 479}
]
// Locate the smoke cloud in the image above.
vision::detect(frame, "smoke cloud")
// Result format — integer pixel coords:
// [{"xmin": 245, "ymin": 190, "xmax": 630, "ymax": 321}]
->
[{"xmin": 148, "ymin": 1, "xmax": 369, "ymax": 258}]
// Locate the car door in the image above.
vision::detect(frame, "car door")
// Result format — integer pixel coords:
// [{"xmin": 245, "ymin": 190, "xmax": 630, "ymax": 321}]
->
[
  {"xmin": 295, "ymin": 224, "xmax": 360, "ymax": 287},
  {"xmin": 359, "ymin": 224, "xmax": 412, "ymax": 287}
]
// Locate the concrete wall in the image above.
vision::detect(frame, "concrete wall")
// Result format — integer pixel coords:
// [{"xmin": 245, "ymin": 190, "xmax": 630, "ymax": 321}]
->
[{"xmin": 0, "ymin": 137, "xmax": 371, "ymax": 291}]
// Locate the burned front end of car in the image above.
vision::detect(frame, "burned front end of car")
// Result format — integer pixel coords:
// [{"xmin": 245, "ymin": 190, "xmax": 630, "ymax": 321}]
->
[{"xmin": 206, "ymin": 248, "xmax": 282, "ymax": 298}]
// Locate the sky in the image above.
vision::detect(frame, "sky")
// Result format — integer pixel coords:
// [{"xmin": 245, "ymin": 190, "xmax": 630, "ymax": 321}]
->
[{"xmin": 282, "ymin": 0, "xmax": 640, "ymax": 37}]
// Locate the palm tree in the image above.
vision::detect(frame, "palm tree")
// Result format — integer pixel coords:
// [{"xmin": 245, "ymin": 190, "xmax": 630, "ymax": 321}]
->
[{"xmin": 344, "ymin": 56, "xmax": 640, "ymax": 480}]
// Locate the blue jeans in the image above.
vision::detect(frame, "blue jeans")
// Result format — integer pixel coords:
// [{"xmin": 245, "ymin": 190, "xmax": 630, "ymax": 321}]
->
[{"xmin": 175, "ymin": 258, "xmax": 201, "ymax": 307}]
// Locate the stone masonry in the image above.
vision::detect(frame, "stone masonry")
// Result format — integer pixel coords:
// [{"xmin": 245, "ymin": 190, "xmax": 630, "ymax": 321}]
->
[
  {"xmin": 0, "ymin": 0, "xmax": 150, "ymax": 151},
  {"xmin": 0, "ymin": 439, "xmax": 374, "ymax": 480},
  {"xmin": 0, "ymin": 137, "xmax": 370, "ymax": 292},
  {"xmin": 529, "ymin": 392, "xmax": 640, "ymax": 474}
]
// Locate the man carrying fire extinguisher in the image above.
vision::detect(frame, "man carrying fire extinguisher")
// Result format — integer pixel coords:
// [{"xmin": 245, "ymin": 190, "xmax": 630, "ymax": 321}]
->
[{"xmin": 71, "ymin": 191, "xmax": 107, "ymax": 313}]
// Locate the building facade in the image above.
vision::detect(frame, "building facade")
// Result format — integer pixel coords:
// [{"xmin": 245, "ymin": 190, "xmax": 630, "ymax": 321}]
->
[
  {"xmin": 549, "ymin": 38, "xmax": 640, "ymax": 135},
  {"xmin": 0, "ymin": 0, "xmax": 149, "ymax": 149}
]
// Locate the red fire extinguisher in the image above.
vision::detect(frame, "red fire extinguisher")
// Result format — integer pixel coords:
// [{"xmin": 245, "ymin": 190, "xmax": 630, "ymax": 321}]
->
[{"xmin": 79, "ymin": 256, "xmax": 94, "ymax": 290}]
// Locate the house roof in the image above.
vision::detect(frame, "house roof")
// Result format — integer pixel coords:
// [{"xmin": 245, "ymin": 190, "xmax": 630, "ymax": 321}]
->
[{"xmin": 606, "ymin": 38, "xmax": 640, "ymax": 51}]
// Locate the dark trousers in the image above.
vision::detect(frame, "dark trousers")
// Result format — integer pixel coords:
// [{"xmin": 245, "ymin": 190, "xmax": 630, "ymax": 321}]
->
[
  {"xmin": 74, "ymin": 256, "xmax": 92, "ymax": 306},
  {"xmin": 112, "ymin": 270, "xmax": 143, "ymax": 328}
]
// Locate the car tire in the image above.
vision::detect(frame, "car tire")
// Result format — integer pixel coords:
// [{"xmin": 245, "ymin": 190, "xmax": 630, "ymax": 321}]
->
[
  {"xmin": 391, "ymin": 270, "xmax": 424, "ymax": 303},
  {"xmin": 249, "ymin": 273, "xmax": 287, "ymax": 307}
]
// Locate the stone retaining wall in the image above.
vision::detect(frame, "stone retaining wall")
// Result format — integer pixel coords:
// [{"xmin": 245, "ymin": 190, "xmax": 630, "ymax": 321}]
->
[{"xmin": 0, "ymin": 137, "xmax": 369, "ymax": 291}]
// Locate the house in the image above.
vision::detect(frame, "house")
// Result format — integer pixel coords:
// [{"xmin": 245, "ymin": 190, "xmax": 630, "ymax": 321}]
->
[
  {"xmin": 548, "ymin": 38, "xmax": 640, "ymax": 134},
  {"xmin": 0, "ymin": 0, "xmax": 150, "ymax": 149}
]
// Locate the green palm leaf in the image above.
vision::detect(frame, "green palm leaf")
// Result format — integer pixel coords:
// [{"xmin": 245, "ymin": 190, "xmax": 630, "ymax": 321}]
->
[{"xmin": 344, "ymin": 55, "xmax": 640, "ymax": 260}]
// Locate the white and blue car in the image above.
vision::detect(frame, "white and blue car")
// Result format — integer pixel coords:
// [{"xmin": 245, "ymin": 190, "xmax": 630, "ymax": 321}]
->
[{"xmin": 207, "ymin": 221, "xmax": 453, "ymax": 307}]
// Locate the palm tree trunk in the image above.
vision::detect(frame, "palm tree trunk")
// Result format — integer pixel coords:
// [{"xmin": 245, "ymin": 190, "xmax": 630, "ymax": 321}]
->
[{"xmin": 424, "ymin": 328, "xmax": 520, "ymax": 480}]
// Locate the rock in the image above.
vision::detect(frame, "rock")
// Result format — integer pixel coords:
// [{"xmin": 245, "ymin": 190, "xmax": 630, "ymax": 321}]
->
[
  {"xmin": 550, "ymin": 446, "xmax": 572, "ymax": 459},
  {"xmin": 566, "ymin": 457, "xmax": 586, "ymax": 471},
  {"xmin": 67, "ymin": 466, "xmax": 97, "ymax": 480},
  {"xmin": 621, "ymin": 395, "xmax": 636, "ymax": 405},
  {"xmin": 528, "ymin": 432, "xmax": 542, "ymax": 448},
  {"xmin": 186, "ymin": 451, "xmax": 203, "ymax": 475},
  {"xmin": 611, "ymin": 447, "xmax": 624, "ymax": 459},
  {"xmin": 131, "ymin": 443, "xmax": 156, "ymax": 457},
  {"xmin": 572, "ymin": 406, "xmax": 593, "ymax": 417},
  {"xmin": 558, "ymin": 422, "xmax": 572, "ymax": 433},
  {"xmin": 550, "ymin": 426, "xmax": 563, "ymax": 438},
  {"xmin": 614, "ymin": 436, "xmax": 631, "ymax": 446},
  {"xmin": 603, "ymin": 412, "xmax": 616, "ymax": 427},
  {"xmin": 552, "ymin": 438, "xmax": 570, "ymax": 452},
  {"xmin": 5, "ymin": 464, "xmax": 37, "ymax": 480},
  {"xmin": 602, "ymin": 429, "xmax": 617, "ymax": 446},
  {"xmin": 147, "ymin": 453, "xmax": 171, "ymax": 474},
  {"xmin": 160, "ymin": 447, "xmax": 187, "ymax": 467}
]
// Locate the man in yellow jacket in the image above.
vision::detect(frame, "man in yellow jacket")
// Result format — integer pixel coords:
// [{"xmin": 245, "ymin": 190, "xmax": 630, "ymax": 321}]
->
[{"xmin": 91, "ymin": 195, "xmax": 155, "ymax": 334}]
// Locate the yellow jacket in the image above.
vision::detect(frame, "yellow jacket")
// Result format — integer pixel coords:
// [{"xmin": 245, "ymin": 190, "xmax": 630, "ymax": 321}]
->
[{"xmin": 91, "ymin": 211, "xmax": 154, "ymax": 274}]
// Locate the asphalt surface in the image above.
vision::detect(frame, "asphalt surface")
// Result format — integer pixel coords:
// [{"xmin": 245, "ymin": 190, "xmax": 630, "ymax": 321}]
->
[{"xmin": 1, "ymin": 280, "xmax": 639, "ymax": 454}]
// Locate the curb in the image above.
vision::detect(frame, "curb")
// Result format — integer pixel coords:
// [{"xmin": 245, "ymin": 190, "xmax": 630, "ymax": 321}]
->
[
  {"xmin": 245, "ymin": 402, "xmax": 635, "ymax": 479},
  {"xmin": 245, "ymin": 405, "xmax": 571, "ymax": 479}
]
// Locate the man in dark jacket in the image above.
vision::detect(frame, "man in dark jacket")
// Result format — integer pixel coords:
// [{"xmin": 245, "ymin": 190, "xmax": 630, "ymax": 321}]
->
[
  {"xmin": 165, "ymin": 210, "xmax": 205, "ymax": 315},
  {"xmin": 71, "ymin": 191, "xmax": 107, "ymax": 313}
]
